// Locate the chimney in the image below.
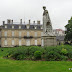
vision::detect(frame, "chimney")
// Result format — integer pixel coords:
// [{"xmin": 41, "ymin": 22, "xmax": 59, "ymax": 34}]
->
[
  {"xmin": 12, "ymin": 20, "xmax": 13, "ymax": 24},
  {"xmin": 7, "ymin": 19, "xmax": 11, "ymax": 24},
  {"xmin": 29, "ymin": 20, "xmax": 30, "ymax": 24},
  {"xmin": 3, "ymin": 21, "xmax": 5, "ymax": 25},
  {"xmin": 33, "ymin": 21, "xmax": 35, "ymax": 24},
  {"xmin": 20, "ymin": 19, "xmax": 22, "ymax": 24},
  {"xmin": 37, "ymin": 21, "xmax": 40, "ymax": 24}
]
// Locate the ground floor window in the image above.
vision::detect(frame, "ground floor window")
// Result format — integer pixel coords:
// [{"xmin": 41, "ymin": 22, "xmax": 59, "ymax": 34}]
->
[
  {"xmin": 35, "ymin": 40, "xmax": 37, "ymax": 45},
  {"xmin": 26, "ymin": 39, "xmax": 30, "ymax": 46},
  {"xmin": 12, "ymin": 40, "xmax": 14, "ymax": 45},
  {"xmin": 19, "ymin": 39, "xmax": 21, "ymax": 46},
  {"xmin": 4, "ymin": 39, "xmax": 7, "ymax": 45}
]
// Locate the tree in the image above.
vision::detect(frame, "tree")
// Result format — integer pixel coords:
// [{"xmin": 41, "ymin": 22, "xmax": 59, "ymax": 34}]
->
[{"xmin": 65, "ymin": 17, "xmax": 72, "ymax": 42}]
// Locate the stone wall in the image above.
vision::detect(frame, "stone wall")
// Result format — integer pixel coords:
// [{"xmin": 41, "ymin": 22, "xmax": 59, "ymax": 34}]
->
[{"xmin": 1, "ymin": 29, "xmax": 42, "ymax": 47}]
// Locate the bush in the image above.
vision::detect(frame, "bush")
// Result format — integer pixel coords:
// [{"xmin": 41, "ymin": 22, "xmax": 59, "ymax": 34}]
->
[
  {"xmin": 60, "ymin": 55, "xmax": 68, "ymax": 61},
  {"xmin": 45, "ymin": 51, "xmax": 61, "ymax": 61},
  {"xmin": 61, "ymin": 48, "xmax": 68, "ymax": 55},
  {"xmin": 4, "ymin": 45, "xmax": 72, "ymax": 61},
  {"xmin": 34, "ymin": 51, "xmax": 42, "ymax": 60},
  {"xmin": 67, "ymin": 51, "xmax": 72, "ymax": 59},
  {"xmin": 16, "ymin": 54, "xmax": 26, "ymax": 60}
]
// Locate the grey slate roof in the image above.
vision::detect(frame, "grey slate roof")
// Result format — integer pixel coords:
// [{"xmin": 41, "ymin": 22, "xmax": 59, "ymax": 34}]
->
[{"xmin": 2, "ymin": 24, "xmax": 43, "ymax": 30}]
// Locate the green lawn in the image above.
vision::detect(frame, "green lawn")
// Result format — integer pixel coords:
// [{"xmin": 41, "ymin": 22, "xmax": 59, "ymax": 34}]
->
[{"xmin": 0, "ymin": 47, "xmax": 72, "ymax": 72}]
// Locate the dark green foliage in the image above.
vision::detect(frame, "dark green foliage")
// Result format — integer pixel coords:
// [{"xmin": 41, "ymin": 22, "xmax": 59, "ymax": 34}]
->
[
  {"xmin": 5, "ymin": 45, "xmax": 72, "ymax": 61},
  {"xmin": 61, "ymin": 48, "xmax": 68, "ymax": 55},
  {"xmin": 44, "ymin": 46, "xmax": 61, "ymax": 61},
  {"xmin": 65, "ymin": 17, "xmax": 72, "ymax": 42},
  {"xmin": 45, "ymin": 51, "xmax": 61, "ymax": 61},
  {"xmin": 60, "ymin": 55, "xmax": 68, "ymax": 61},
  {"xmin": 34, "ymin": 51, "xmax": 42, "ymax": 60}
]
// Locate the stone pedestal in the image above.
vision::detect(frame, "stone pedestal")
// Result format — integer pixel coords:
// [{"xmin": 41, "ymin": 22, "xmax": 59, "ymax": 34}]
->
[{"xmin": 41, "ymin": 36, "xmax": 57, "ymax": 46}]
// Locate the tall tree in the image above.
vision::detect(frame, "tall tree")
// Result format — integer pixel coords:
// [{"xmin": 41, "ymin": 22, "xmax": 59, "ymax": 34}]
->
[{"xmin": 65, "ymin": 17, "xmax": 72, "ymax": 42}]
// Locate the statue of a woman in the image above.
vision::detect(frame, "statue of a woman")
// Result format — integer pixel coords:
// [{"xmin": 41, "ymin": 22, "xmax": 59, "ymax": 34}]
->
[{"xmin": 43, "ymin": 6, "xmax": 52, "ymax": 35}]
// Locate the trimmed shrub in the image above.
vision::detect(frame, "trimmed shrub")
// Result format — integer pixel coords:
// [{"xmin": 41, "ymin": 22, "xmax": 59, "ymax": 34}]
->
[{"xmin": 34, "ymin": 51, "xmax": 42, "ymax": 60}]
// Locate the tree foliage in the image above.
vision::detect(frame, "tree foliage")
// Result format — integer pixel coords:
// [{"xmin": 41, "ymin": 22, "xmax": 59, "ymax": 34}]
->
[{"xmin": 65, "ymin": 17, "xmax": 72, "ymax": 41}]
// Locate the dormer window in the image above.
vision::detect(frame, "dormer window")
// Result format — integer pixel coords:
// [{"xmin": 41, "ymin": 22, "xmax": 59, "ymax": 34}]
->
[
  {"xmin": 5, "ymin": 25, "xmax": 7, "ymax": 28},
  {"xmin": 19, "ymin": 26, "xmax": 21, "ymax": 29},
  {"xmin": 41, "ymin": 26, "xmax": 43, "ymax": 29},
  {"xmin": 12, "ymin": 26, "xmax": 14, "ymax": 29},
  {"xmin": 27, "ymin": 26, "xmax": 29, "ymax": 29},
  {"xmin": 35, "ymin": 27, "xmax": 36, "ymax": 29}
]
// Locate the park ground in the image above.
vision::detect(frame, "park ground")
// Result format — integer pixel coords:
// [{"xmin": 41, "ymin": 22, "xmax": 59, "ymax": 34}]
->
[{"xmin": 0, "ymin": 46, "xmax": 72, "ymax": 72}]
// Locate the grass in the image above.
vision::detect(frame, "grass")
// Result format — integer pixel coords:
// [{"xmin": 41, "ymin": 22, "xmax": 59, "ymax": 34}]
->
[{"xmin": 0, "ymin": 46, "xmax": 72, "ymax": 72}]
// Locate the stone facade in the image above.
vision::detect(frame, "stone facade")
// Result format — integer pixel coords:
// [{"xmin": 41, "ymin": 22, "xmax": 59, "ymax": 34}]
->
[{"xmin": 0, "ymin": 19, "xmax": 43, "ymax": 47}]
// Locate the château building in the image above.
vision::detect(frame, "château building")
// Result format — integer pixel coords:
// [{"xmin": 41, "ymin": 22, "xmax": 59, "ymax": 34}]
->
[{"xmin": 0, "ymin": 19, "xmax": 43, "ymax": 47}]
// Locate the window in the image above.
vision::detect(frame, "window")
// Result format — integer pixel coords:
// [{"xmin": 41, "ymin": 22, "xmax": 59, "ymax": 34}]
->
[
  {"xmin": 12, "ymin": 26, "xmax": 14, "ymax": 29},
  {"xmin": 5, "ymin": 25, "xmax": 7, "ymax": 28},
  {"xmin": 41, "ymin": 26, "xmax": 43, "ymax": 29},
  {"xmin": 27, "ymin": 26, "xmax": 29, "ymax": 29},
  {"xmin": 19, "ymin": 31, "xmax": 21, "ymax": 37},
  {"xmin": 27, "ymin": 32, "xmax": 29, "ymax": 36},
  {"xmin": 41, "ymin": 32, "xmax": 43, "ymax": 36},
  {"xmin": 19, "ymin": 26, "xmax": 21, "ymax": 29},
  {"xmin": 35, "ymin": 40, "xmax": 37, "ymax": 45},
  {"xmin": 26, "ymin": 39, "xmax": 30, "ymax": 46},
  {"xmin": 4, "ymin": 39, "xmax": 7, "ymax": 45},
  {"xmin": 19, "ymin": 39, "xmax": 21, "ymax": 46},
  {"xmin": 12, "ymin": 40, "xmax": 14, "ymax": 45},
  {"xmin": 35, "ymin": 32, "xmax": 37, "ymax": 37},
  {"xmin": 5, "ymin": 31, "xmax": 7, "ymax": 37},
  {"xmin": 12, "ymin": 31, "xmax": 14, "ymax": 36},
  {"xmin": 35, "ymin": 27, "xmax": 36, "ymax": 29}
]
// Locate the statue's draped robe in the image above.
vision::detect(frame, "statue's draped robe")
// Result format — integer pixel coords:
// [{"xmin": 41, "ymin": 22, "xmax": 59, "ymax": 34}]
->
[{"xmin": 43, "ymin": 10, "xmax": 52, "ymax": 35}]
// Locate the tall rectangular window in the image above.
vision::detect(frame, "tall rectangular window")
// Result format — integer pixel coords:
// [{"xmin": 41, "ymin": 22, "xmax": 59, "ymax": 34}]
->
[
  {"xmin": 19, "ymin": 39, "xmax": 21, "ymax": 46},
  {"xmin": 26, "ymin": 39, "xmax": 30, "ymax": 46},
  {"xmin": 4, "ymin": 39, "xmax": 7, "ymax": 45},
  {"xmin": 19, "ymin": 31, "xmax": 21, "ymax": 37},
  {"xmin": 27, "ymin": 32, "xmax": 29, "ymax": 36},
  {"xmin": 12, "ymin": 31, "xmax": 14, "ymax": 36},
  {"xmin": 12, "ymin": 40, "xmax": 14, "ymax": 45},
  {"xmin": 5, "ymin": 31, "xmax": 7, "ymax": 37},
  {"xmin": 35, "ymin": 32, "xmax": 37, "ymax": 37},
  {"xmin": 35, "ymin": 40, "xmax": 37, "ymax": 45}
]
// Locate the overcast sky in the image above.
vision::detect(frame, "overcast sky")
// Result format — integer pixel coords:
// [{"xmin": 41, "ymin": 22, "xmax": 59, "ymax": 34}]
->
[{"xmin": 0, "ymin": 0, "xmax": 72, "ymax": 30}]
